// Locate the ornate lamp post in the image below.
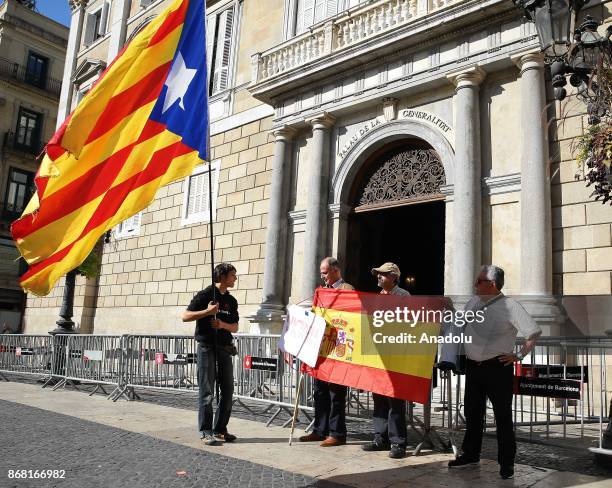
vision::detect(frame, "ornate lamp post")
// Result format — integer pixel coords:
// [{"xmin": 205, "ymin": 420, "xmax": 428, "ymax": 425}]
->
[
  {"xmin": 513, "ymin": 0, "xmax": 611, "ymax": 117},
  {"xmin": 514, "ymin": 0, "xmax": 612, "ymax": 454},
  {"xmin": 49, "ymin": 269, "xmax": 78, "ymax": 336}
]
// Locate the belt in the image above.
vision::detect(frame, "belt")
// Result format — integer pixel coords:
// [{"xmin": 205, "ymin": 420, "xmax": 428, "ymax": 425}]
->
[{"xmin": 466, "ymin": 356, "xmax": 504, "ymax": 366}]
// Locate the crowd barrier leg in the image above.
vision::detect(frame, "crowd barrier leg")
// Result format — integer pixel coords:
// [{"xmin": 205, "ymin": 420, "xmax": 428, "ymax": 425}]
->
[{"xmin": 0, "ymin": 371, "xmax": 8, "ymax": 382}]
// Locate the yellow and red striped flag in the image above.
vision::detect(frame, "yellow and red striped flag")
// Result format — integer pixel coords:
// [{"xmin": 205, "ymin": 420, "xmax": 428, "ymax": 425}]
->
[
  {"xmin": 306, "ymin": 288, "xmax": 445, "ymax": 404},
  {"xmin": 12, "ymin": 0, "xmax": 208, "ymax": 296}
]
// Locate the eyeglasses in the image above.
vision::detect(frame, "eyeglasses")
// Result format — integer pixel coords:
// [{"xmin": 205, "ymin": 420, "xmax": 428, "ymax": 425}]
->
[{"xmin": 475, "ymin": 278, "xmax": 493, "ymax": 285}]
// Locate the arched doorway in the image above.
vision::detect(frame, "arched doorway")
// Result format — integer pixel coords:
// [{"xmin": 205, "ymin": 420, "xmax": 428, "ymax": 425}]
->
[{"xmin": 344, "ymin": 140, "xmax": 446, "ymax": 294}]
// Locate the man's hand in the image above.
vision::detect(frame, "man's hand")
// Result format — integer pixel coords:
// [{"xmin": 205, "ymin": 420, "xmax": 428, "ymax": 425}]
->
[
  {"xmin": 206, "ymin": 302, "xmax": 219, "ymax": 315},
  {"xmin": 498, "ymin": 353, "xmax": 518, "ymax": 366},
  {"xmin": 211, "ymin": 319, "xmax": 222, "ymax": 330}
]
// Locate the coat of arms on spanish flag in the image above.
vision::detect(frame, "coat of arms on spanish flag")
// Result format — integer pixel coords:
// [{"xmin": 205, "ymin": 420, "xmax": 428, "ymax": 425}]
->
[
  {"xmin": 307, "ymin": 288, "xmax": 445, "ymax": 404},
  {"xmin": 12, "ymin": 0, "xmax": 207, "ymax": 296}
]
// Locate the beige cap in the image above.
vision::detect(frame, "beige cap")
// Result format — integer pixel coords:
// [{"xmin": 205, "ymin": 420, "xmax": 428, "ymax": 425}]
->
[{"xmin": 371, "ymin": 262, "xmax": 400, "ymax": 276}]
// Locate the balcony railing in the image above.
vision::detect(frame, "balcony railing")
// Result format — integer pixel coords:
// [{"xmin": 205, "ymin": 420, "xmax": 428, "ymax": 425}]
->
[
  {"xmin": 0, "ymin": 57, "xmax": 62, "ymax": 98},
  {"xmin": 251, "ymin": 0, "xmax": 463, "ymax": 85}
]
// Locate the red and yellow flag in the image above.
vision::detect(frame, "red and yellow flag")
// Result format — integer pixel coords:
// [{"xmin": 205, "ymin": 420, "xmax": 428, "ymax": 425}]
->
[
  {"xmin": 12, "ymin": 0, "xmax": 208, "ymax": 296},
  {"xmin": 308, "ymin": 288, "xmax": 445, "ymax": 404}
]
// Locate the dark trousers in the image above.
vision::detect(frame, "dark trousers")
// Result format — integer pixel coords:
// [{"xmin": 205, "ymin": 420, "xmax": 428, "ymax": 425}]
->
[
  {"xmin": 372, "ymin": 393, "xmax": 407, "ymax": 446},
  {"xmin": 462, "ymin": 358, "xmax": 516, "ymax": 466},
  {"xmin": 313, "ymin": 379, "xmax": 347, "ymax": 439},
  {"xmin": 197, "ymin": 344, "xmax": 234, "ymax": 437}
]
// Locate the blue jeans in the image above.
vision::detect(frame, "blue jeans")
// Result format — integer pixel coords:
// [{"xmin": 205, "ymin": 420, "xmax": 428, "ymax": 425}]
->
[{"xmin": 197, "ymin": 344, "xmax": 234, "ymax": 437}]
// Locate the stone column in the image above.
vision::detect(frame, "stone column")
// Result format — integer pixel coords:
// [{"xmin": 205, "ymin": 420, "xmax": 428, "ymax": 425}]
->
[
  {"xmin": 447, "ymin": 66, "xmax": 486, "ymax": 297},
  {"xmin": 513, "ymin": 52, "xmax": 560, "ymax": 332},
  {"xmin": 57, "ymin": 1, "xmax": 88, "ymax": 127},
  {"xmin": 250, "ymin": 126, "xmax": 296, "ymax": 333},
  {"xmin": 301, "ymin": 113, "xmax": 336, "ymax": 304},
  {"xmin": 107, "ymin": 0, "xmax": 132, "ymax": 61}
]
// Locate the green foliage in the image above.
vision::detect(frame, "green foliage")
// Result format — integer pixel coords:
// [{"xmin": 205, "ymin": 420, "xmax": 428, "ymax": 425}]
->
[
  {"xmin": 77, "ymin": 250, "xmax": 101, "ymax": 279},
  {"xmin": 575, "ymin": 122, "xmax": 612, "ymax": 205}
]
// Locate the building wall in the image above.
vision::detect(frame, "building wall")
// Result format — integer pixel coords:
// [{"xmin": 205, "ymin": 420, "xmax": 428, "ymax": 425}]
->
[
  {"xmin": 22, "ymin": 0, "xmax": 612, "ymax": 335},
  {"xmin": 0, "ymin": 0, "xmax": 68, "ymax": 330}
]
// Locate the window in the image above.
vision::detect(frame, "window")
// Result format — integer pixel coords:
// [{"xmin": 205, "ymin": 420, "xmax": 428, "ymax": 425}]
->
[
  {"xmin": 208, "ymin": 6, "xmax": 236, "ymax": 95},
  {"xmin": 84, "ymin": 2, "xmax": 111, "ymax": 46},
  {"xmin": 181, "ymin": 161, "xmax": 220, "ymax": 226},
  {"xmin": 15, "ymin": 108, "xmax": 42, "ymax": 152},
  {"xmin": 4, "ymin": 168, "xmax": 35, "ymax": 218},
  {"xmin": 25, "ymin": 52, "xmax": 48, "ymax": 89},
  {"xmin": 115, "ymin": 212, "xmax": 142, "ymax": 238},
  {"xmin": 140, "ymin": 0, "xmax": 156, "ymax": 7},
  {"xmin": 294, "ymin": 0, "xmax": 364, "ymax": 36}
]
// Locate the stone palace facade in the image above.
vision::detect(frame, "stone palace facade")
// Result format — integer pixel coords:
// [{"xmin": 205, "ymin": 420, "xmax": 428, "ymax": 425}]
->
[{"xmin": 23, "ymin": 0, "xmax": 612, "ymax": 336}]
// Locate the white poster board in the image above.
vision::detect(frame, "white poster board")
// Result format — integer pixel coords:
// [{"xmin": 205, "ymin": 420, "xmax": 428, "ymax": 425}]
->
[{"xmin": 278, "ymin": 305, "xmax": 327, "ymax": 368}]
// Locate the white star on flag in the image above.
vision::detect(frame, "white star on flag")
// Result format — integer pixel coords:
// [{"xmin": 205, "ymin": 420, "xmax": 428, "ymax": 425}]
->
[{"xmin": 162, "ymin": 52, "xmax": 197, "ymax": 113}]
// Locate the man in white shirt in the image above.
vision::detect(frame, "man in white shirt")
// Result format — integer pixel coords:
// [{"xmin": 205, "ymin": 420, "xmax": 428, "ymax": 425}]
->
[
  {"xmin": 448, "ymin": 265, "xmax": 542, "ymax": 480},
  {"xmin": 362, "ymin": 262, "xmax": 410, "ymax": 459}
]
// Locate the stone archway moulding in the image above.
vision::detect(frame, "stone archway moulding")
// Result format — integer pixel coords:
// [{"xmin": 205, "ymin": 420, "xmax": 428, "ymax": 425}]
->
[{"xmin": 332, "ymin": 119, "xmax": 456, "ymax": 206}]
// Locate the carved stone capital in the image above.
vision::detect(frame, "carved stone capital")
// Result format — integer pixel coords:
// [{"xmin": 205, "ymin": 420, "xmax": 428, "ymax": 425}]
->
[
  {"xmin": 306, "ymin": 112, "xmax": 336, "ymax": 130},
  {"xmin": 269, "ymin": 125, "xmax": 297, "ymax": 141},
  {"xmin": 511, "ymin": 50, "xmax": 545, "ymax": 75},
  {"xmin": 447, "ymin": 65, "xmax": 486, "ymax": 90}
]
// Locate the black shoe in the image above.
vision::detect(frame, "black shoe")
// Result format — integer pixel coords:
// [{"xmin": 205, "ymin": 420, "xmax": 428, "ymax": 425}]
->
[
  {"xmin": 361, "ymin": 439, "xmax": 390, "ymax": 452},
  {"xmin": 389, "ymin": 444, "xmax": 406, "ymax": 459},
  {"xmin": 448, "ymin": 455, "xmax": 480, "ymax": 468},
  {"xmin": 214, "ymin": 432, "xmax": 237, "ymax": 442},
  {"xmin": 499, "ymin": 465, "xmax": 514, "ymax": 479}
]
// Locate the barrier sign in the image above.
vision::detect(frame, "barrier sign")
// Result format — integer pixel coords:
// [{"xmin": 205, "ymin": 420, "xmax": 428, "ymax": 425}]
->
[
  {"xmin": 518, "ymin": 365, "xmax": 588, "ymax": 383},
  {"xmin": 83, "ymin": 350, "xmax": 103, "ymax": 361},
  {"xmin": 243, "ymin": 355, "xmax": 278, "ymax": 371},
  {"xmin": 15, "ymin": 347, "xmax": 34, "ymax": 356},
  {"xmin": 154, "ymin": 352, "xmax": 196, "ymax": 365},
  {"xmin": 514, "ymin": 376, "xmax": 581, "ymax": 400}
]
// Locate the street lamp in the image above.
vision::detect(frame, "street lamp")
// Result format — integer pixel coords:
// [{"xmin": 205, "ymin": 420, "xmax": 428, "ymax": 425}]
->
[{"xmin": 514, "ymin": 1, "xmax": 612, "ymax": 115}]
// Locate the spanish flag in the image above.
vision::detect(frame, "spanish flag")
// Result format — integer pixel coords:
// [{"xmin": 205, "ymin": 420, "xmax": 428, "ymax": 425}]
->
[
  {"xmin": 12, "ymin": 0, "xmax": 207, "ymax": 296},
  {"xmin": 310, "ymin": 288, "xmax": 445, "ymax": 404}
]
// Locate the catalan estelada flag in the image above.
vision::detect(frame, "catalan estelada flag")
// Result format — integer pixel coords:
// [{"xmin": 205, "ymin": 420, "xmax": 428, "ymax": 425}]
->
[
  {"xmin": 309, "ymin": 288, "xmax": 445, "ymax": 404},
  {"xmin": 11, "ymin": 0, "xmax": 207, "ymax": 296}
]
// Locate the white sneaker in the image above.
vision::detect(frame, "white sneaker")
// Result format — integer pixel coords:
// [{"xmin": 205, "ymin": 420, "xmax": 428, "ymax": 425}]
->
[{"xmin": 202, "ymin": 434, "xmax": 220, "ymax": 446}]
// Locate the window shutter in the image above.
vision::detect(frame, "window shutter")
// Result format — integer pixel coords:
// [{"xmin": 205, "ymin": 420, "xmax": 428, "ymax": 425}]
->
[
  {"xmin": 205, "ymin": 15, "xmax": 216, "ymax": 86},
  {"xmin": 116, "ymin": 212, "xmax": 141, "ymax": 237},
  {"xmin": 184, "ymin": 163, "xmax": 219, "ymax": 223},
  {"xmin": 99, "ymin": 2, "xmax": 110, "ymax": 35},
  {"xmin": 326, "ymin": 0, "xmax": 339, "ymax": 18},
  {"xmin": 84, "ymin": 13, "xmax": 96, "ymax": 46},
  {"xmin": 314, "ymin": 0, "xmax": 326, "ymax": 23},
  {"xmin": 212, "ymin": 7, "xmax": 234, "ymax": 94},
  {"xmin": 297, "ymin": 0, "xmax": 315, "ymax": 35}
]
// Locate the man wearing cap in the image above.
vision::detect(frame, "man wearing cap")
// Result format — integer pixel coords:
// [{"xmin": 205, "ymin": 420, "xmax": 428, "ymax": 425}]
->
[
  {"xmin": 448, "ymin": 265, "xmax": 541, "ymax": 480},
  {"xmin": 362, "ymin": 262, "xmax": 410, "ymax": 459},
  {"xmin": 299, "ymin": 257, "xmax": 354, "ymax": 447}
]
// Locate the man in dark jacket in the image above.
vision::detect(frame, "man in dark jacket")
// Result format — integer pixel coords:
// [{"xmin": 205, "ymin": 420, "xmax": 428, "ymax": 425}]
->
[{"xmin": 299, "ymin": 257, "xmax": 353, "ymax": 447}]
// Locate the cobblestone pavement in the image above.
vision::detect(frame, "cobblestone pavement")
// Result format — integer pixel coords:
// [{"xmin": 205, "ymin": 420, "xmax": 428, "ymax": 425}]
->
[
  {"xmin": 0, "ymin": 398, "xmax": 337, "ymax": 488},
  {"xmin": 3, "ymin": 376, "xmax": 612, "ymax": 486},
  {"xmin": 132, "ymin": 388, "xmax": 612, "ymax": 477}
]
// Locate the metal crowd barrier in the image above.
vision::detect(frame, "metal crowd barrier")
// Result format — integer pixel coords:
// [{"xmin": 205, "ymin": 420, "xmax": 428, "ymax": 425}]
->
[
  {"xmin": 118, "ymin": 335, "xmax": 198, "ymax": 401},
  {"xmin": 4, "ymin": 332, "xmax": 611, "ymax": 459},
  {"xmin": 49, "ymin": 334, "xmax": 125, "ymax": 397},
  {"xmin": 0, "ymin": 334, "xmax": 52, "ymax": 381},
  {"xmin": 435, "ymin": 336, "xmax": 612, "ymax": 459}
]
